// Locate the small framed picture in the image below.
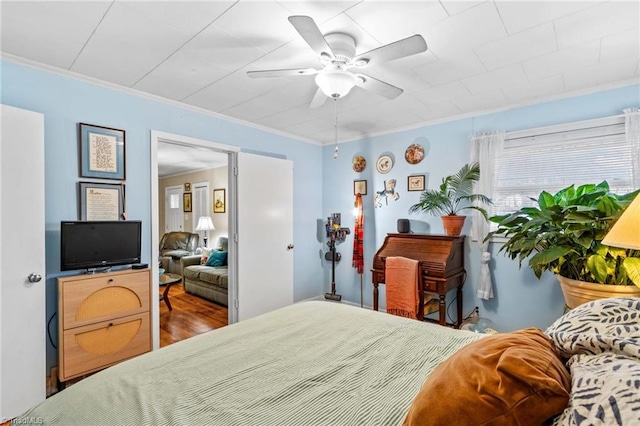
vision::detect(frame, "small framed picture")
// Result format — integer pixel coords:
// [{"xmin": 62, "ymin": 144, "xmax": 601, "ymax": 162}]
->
[
  {"xmin": 408, "ymin": 175, "xmax": 425, "ymax": 192},
  {"xmin": 184, "ymin": 183, "xmax": 191, "ymax": 192},
  {"xmin": 213, "ymin": 188, "xmax": 226, "ymax": 213},
  {"xmin": 79, "ymin": 181, "xmax": 124, "ymax": 221},
  {"xmin": 183, "ymin": 193, "xmax": 192, "ymax": 212},
  {"xmin": 78, "ymin": 123, "xmax": 126, "ymax": 180},
  {"xmin": 353, "ymin": 179, "xmax": 367, "ymax": 195}
]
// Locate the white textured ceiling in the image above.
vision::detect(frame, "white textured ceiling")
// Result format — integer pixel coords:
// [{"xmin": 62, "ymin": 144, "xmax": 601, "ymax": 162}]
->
[
  {"xmin": 157, "ymin": 142, "xmax": 228, "ymax": 177},
  {"xmin": 2, "ymin": 1, "xmax": 639, "ymax": 146}
]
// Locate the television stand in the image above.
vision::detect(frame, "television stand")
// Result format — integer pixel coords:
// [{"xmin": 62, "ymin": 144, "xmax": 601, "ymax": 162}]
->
[{"xmin": 57, "ymin": 268, "xmax": 151, "ymax": 383}]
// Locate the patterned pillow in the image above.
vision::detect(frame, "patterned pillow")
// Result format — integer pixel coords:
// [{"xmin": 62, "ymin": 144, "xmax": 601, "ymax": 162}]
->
[
  {"xmin": 553, "ymin": 353, "xmax": 640, "ymax": 426},
  {"xmin": 200, "ymin": 248, "xmax": 211, "ymax": 265},
  {"xmin": 545, "ymin": 297, "xmax": 640, "ymax": 359}
]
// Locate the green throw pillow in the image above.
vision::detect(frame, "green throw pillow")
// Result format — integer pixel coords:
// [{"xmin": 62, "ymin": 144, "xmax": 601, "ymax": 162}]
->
[{"xmin": 205, "ymin": 251, "xmax": 227, "ymax": 267}]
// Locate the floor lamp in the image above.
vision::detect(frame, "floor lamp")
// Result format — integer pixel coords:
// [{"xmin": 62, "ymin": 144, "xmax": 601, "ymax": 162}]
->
[{"xmin": 195, "ymin": 216, "xmax": 215, "ymax": 248}]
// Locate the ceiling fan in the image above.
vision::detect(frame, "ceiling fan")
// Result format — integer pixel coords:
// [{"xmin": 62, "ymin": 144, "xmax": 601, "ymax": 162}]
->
[{"xmin": 247, "ymin": 16, "xmax": 428, "ymax": 108}]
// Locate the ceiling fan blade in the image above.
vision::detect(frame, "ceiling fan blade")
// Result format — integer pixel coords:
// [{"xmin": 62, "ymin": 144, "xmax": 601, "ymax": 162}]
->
[
  {"xmin": 352, "ymin": 35, "xmax": 427, "ymax": 67},
  {"xmin": 247, "ymin": 68, "xmax": 318, "ymax": 78},
  {"xmin": 288, "ymin": 15, "xmax": 335, "ymax": 60},
  {"xmin": 355, "ymin": 74, "xmax": 404, "ymax": 99},
  {"xmin": 309, "ymin": 87, "xmax": 328, "ymax": 109}
]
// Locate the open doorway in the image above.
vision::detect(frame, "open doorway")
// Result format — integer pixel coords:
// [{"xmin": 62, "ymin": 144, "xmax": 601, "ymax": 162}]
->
[
  {"xmin": 150, "ymin": 130, "xmax": 295, "ymax": 352},
  {"xmin": 152, "ymin": 134, "xmax": 238, "ymax": 349}
]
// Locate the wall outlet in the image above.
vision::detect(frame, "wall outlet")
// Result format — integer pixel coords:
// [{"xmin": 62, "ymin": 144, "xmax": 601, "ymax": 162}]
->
[{"xmin": 470, "ymin": 306, "xmax": 480, "ymax": 320}]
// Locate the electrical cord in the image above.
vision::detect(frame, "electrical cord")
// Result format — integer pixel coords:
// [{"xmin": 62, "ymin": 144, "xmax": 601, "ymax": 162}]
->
[
  {"xmin": 446, "ymin": 271, "xmax": 469, "ymax": 325},
  {"xmin": 446, "ymin": 295, "xmax": 457, "ymax": 325},
  {"xmin": 47, "ymin": 312, "xmax": 57, "ymax": 349}
]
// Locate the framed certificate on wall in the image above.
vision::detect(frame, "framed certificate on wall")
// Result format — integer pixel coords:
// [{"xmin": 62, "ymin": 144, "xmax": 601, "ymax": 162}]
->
[{"xmin": 79, "ymin": 123, "xmax": 126, "ymax": 180}]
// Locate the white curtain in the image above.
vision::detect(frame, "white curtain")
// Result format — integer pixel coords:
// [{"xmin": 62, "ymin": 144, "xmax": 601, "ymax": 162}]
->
[
  {"xmin": 624, "ymin": 108, "xmax": 640, "ymax": 189},
  {"xmin": 470, "ymin": 131, "xmax": 504, "ymax": 300}
]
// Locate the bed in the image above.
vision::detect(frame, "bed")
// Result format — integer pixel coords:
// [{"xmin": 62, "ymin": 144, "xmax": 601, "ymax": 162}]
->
[{"xmin": 16, "ymin": 298, "xmax": 640, "ymax": 425}]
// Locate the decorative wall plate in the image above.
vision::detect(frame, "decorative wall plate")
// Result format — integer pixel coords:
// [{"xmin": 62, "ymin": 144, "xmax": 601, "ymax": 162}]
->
[
  {"xmin": 352, "ymin": 155, "xmax": 366, "ymax": 172},
  {"xmin": 405, "ymin": 143, "xmax": 425, "ymax": 164},
  {"xmin": 376, "ymin": 155, "xmax": 393, "ymax": 174}
]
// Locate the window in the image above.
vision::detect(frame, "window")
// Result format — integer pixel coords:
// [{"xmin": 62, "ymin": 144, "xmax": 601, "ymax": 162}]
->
[
  {"xmin": 169, "ymin": 193, "xmax": 180, "ymax": 209},
  {"xmin": 491, "ymin": 115, "xmax": 633, "ymax": 225},
  {"xmin": 192, "ymin": 182, "xmax": 210, "ymax": 238}
]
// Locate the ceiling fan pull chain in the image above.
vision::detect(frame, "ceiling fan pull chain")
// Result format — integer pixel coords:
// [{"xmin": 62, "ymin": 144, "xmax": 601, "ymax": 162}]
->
[{"xmin": 333, "ymin": 97, "xmax": 339, "ymax": 159}]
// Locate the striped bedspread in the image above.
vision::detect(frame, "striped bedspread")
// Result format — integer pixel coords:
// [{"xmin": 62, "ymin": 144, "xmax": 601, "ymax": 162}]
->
[{"xmin": 19, "ymin": 301, "xmax": 483, "ymax": 425}]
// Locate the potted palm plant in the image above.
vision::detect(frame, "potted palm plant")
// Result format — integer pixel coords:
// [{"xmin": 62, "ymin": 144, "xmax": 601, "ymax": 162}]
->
[
  {"xmin": 409, "ymin": 162, "xmax": 491, "ymax": 236},
  {"xmin": 487, "ymin": 182, "xmax": 640, "ymax": 308}
]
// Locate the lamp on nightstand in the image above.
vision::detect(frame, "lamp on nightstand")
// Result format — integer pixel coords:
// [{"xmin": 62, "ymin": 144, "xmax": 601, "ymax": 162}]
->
[
  {"xmin": 602, "ymin": 194, "xmax": 640, "ymax": 250},
  {"xmin": 195, "ymin": 216, "xmax": 215, "ymax": 248}
]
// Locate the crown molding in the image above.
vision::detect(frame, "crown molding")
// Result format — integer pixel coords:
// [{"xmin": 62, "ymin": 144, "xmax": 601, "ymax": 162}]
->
[
  {"xmin": 336, "ymin": 78, "xmax": 639, "ymax": 145},
  {"xmin": 3, "ymin": 53, "xmax": 636, "ymax": 148},
  {"xmin": 0, "ymin": 53, "xmax": 322, "ymax": 146}
]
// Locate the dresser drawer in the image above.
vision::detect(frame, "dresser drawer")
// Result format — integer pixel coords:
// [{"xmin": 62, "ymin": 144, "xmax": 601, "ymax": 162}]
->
[
  {"xmin": 61, "ymin": 270, "xmax": 150, "ymax": 329},
  {"xmin": 61, "ymin": 312, "xmax": 150, "ymax": 380},
  {"xmin": 423, "ymin": 280, "xmax": 439, "ymax": 293}
]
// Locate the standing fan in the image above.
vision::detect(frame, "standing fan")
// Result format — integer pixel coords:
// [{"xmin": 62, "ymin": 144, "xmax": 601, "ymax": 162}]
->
[{"xmin": 247, "ymin": 16, "xmax": 428, "ymax": 107}]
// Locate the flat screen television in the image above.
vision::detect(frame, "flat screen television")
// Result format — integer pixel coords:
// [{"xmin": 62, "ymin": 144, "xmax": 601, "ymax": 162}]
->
[{"xmin": 61, "ymin": 221, "xmax": 142, "ymax": 271}]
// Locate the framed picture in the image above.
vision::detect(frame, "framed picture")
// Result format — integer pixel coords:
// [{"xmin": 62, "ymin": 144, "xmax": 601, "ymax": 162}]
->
[
  {"xmin": 184, "ymin": 183, "xmax": 191, "ymax": 192},
  {"xmin": 353, "ymin": 179, "xmax": 367, "ymax": 195},
  {"xmin": 408, "ymin": 175, "xmax": 425, "ymax": 192},
  {"xmin": 213, "ymin": 188, "xmax": 226, "ymax": 213},
  {"xmin": 183, "ymin": 193, "xmax": 192, "ymax": 212},
  {"xmin": 79, "ymin": 181, "xmax": 124, "ymax": 221},
  {"xmin": 78, "ymin": 123, "xmax": 126, "ymax": 180}
]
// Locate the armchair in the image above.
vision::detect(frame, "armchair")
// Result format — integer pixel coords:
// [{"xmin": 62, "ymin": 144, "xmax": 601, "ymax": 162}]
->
[{"xmin": 159, "ymin": 231, "xmax": 199, "ymax": 274}]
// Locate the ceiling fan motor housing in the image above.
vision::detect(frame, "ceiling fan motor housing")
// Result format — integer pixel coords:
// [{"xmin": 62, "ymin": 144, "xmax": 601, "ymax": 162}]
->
[{"xmin": 324, "ymin": 33, "xmax": 356, "ymax": 65}]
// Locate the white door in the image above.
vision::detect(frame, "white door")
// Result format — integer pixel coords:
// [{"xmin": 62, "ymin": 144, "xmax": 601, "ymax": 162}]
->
[
  {"xmin": 164, "ymin": 186, "xmax": 183, "ymax": 232},
  {"xmin": 237, "ymin": 153, "xmax": 293, "ymax": 321},
  {"xmin": 0, "ymin": 105, "xmax": 46, "ymax": 418}
]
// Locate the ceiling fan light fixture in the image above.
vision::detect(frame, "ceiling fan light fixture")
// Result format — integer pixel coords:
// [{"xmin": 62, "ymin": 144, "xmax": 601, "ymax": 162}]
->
[{"xmin": 315, "ymin": 69, "xmax": 356, "ymax": 98}]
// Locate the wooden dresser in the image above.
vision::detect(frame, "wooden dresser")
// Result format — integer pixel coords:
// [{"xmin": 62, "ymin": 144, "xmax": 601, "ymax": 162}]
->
[
  {"xmin": 58, "ymin": 268, "xmax": 151, "ymax": 382},
  {"xmin": 372, "ymin": 234, "xmax": 465, "ymax": 327}
]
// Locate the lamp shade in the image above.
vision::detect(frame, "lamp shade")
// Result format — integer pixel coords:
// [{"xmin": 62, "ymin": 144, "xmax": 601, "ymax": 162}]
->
[
  {"xmin": 602, "ymin": 194, "xmax": 640, "ymax": 250},
  {"xmin": 195, "ymin": 216, "xmax": 215, "ymax": 232},
  {"xmin": 315, "ymin": 70, "xmax": 356, "ymax": 98}
]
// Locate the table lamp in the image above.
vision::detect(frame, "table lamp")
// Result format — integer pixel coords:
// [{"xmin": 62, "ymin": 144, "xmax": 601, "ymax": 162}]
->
[
  {"xmin": 602, "ymin": 194, "xmax": 640, "ymax": 250},
  {"xmin": 195, "ymin": 216, "xmax": 215, "ymax": 248}
]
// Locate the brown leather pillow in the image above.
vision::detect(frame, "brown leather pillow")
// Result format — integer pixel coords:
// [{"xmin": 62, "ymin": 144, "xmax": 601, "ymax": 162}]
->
[{"xmin": 403, "ymin": 328, "xmax": 571, "ymax": 426}]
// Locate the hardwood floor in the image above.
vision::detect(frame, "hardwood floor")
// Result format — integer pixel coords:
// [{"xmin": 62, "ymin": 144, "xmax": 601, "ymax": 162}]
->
[{"xmin": 159, "ymin": 282, "xmax": 228, "ymax": 347}]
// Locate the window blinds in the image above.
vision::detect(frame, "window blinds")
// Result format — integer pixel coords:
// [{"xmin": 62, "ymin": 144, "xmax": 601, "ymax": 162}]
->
[{"xmin": 492, "ymin": 117, "xmax": 632, "ymax": 220}]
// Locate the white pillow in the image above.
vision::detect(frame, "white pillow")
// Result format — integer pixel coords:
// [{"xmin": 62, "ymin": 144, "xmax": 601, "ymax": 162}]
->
[{"xmin": 200, "ymin": 248, "xmax": 212, "ymax": 265}]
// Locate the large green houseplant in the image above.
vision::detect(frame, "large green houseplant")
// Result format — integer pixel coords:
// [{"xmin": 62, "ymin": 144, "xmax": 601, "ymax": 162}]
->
[
  {"xmin": 409, "ymin": 162, "xmax": 491, "ymax": 236},
  {"xmin": 487, "ymin": 182, "xmax": 640, "ymax": 307}
]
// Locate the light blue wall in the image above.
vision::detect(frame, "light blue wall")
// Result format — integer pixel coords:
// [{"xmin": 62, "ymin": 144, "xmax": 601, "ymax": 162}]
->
[
  {"xmin": 2, "ymin": 57, "xmax": 639, "ymax": 372},
  {"xmin": 323, "ymin": 84, "xmax": 640, "ymax": 332},
  {"xmin": 1, "ymin": 60, "xmax": 324, "ymax": 371}
]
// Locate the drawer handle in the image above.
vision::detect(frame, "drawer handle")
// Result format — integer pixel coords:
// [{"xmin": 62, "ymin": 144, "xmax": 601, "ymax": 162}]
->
[
  {"xmin": 108, "ymin": 279, "xmax": 114, "ymax": 283},
  {"xmin": 108, "ymin": 323, "xmax": 114, "ymax": 327}
]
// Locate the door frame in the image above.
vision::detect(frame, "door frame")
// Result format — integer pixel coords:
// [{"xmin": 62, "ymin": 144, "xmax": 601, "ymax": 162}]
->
[{"xmin": 150, "ymin": 130, "xmax": 239, "ymax": 351}]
